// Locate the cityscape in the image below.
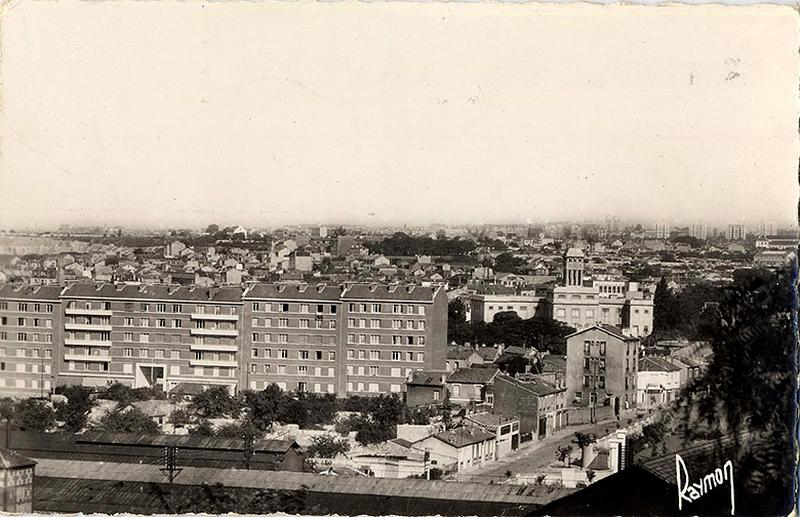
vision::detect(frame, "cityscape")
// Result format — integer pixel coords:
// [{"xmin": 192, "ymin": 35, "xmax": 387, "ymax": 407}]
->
[
  {"xmin": 0, "ymin": 2, "xmax": 797, "ymax": 516},
  {"xmin": 0, "ymin": 219, "xmax": 795, "ymax": 515}
]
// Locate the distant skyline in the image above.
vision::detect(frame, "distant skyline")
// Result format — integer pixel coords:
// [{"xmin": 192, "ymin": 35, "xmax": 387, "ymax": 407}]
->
[{"xmin": 0, "ymin": 3, "xmax": 797, "ymax": 230}]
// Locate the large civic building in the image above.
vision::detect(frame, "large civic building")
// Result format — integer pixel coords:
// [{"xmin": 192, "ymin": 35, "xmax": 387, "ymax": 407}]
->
[
  {"xmin": 551, "ymin": 249, "xmax": 653, "ymax": 337},
  {"xmin": 0, "ymin": 282, "xmax": 447, "ymax": 398}
]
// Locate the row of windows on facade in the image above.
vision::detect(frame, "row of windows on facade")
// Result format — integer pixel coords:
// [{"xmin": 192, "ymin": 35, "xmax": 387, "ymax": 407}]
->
[
  {"xmin": 0, "ymin": 347, "xmax": 52, "ymax": 358},
  {"xmin": 0, "ymin": 377, "xmax": 52, "ymax": 389},
  {"xmin": 66, "ymin": 301, "xmax": 234, "ymax": 314},
  {"xmin": 250, "ymin": 380, "xmax": 339, "ymax": 394},
  {"xmin": 0, "ymin": 361, "xmax": 52, "ymax": 373},
  {"xmin": 0, "ymin": 302, "xmax": 54, "ymax": 313},
  {"xmin": 0, "ymin": 317, "xmax": 54, "ymax": 328},
  {"xmin": 346, "ymin": 319, "xmax": 425, "ymax": 330},
  {"xmin": 252, "ymin": 318, "xmax": 336, "ymax": 329},
  {"xmin": 583, "ymin": 340, "xmax": 607, "ymax": 356},
  {"xmin": 250, "ymin": 302, "xmax": 427, "ymax": 315},
  {"xmin": 0, "ymin": 332, "xmax": 53, "ymax": 343},
  {"xmin": 487, "ymin": 305, "xmax": 532, "ymax": 311}
]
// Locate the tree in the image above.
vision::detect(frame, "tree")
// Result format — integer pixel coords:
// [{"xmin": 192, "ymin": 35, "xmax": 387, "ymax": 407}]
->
[
  {"xmin": 190, "ymin": 418, "xmax": 215, "ymax": 436},
  {"xmin": 678, "ymin": 266, "xmax": 795, "ymax": 515},
  {"xmin": 54, "ymin": 385, "xmax": 94, "ymax": 432},
  {"xmin": 206, "ymin": 224, "xmax": 219, "ymax": 234},
  {"xmin": 15, "ymin": 399, "xmax": 56, "ymax": 432},
  {"xmin": 169, "ymin": 409, "xmax": 191, "ymax": 427},
  {"xmin": 190, "ymin": 386, "xmax": 240, "ymax": 419},
  {"xmin": 555, "ymin": 445, "xmax": 573, "ymax": 467},
  {"xmin": 241, "ymin": 385, "xmax": 285, "ymax": 431},
  {"xmin": 95, "ymin": 408, "xmax": 159, "ymax": 434},
  {"xmin": 306, "ymin": 434, "xmax": 350, "ymax": 459},
  {"xmin": 653, "ymin": 277, "xmax": 678, "ymax": 332}
]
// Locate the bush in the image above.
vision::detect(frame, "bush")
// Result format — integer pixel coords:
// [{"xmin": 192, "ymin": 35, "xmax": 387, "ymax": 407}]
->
[
  {"xmin": 53, "ymin": 385, "xmax": 94, "ymax": 432},
  {"xmin": 16, "ymin": 399, "xmax": 55, "ymax": 432},
  {"xmin": 306, "ymin": 434, "xmax": 350, "ymax": 459},
  {"xmin": 95, "ymin": 408, "xmax": 159, "ymax": 434},
  {"xmin": 189, "ymin": 386, "xmax": 240, "ymax": 419}
]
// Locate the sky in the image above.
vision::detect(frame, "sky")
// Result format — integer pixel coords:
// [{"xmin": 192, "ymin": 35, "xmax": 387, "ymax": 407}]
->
[{"xmin": 0, "ymin": 1, "xmax": 797, "ymax": 230}]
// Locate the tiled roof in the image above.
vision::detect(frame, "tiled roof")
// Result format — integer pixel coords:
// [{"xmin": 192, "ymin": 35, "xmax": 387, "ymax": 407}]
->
[
  {"xmin": 0, "ymin": 448, "xmax": 36, "ymax": 469},
  {"xmin": 638, "ymin": 356, "xmax": 681, "ymax": 372},
  {"xmin": 406, "ymin": 370, "xmax": 448, "ymax": 387},
  {"xmin": 77, "ymin": 432, "xmax": 298, "ymax": 453},
  {"xmin": 566, "ymin": 324, "xmax": 639, "ymax": 342},
  {"xmin": 60, "ymin": 283, "xmax": 242, "ymax": 302},
  {"xmin": 243, "ymin": 283, "xmax": 343, "ymax": 301},
  {"xmin": 494, "ymin": 373, "xmax": 562, "ymax": 396},
  {"xmin": 0, "ymin": 284, "xmax": 63, "ymax": 300},
  {"xmin": 446, "ymin": 348, "xmax": 476, "ymax": 360},
  {"xmin": 466, "ymin": 412, "xmax": 516, "ymax": 428},
  {"xmin": 542, "ymin": 355, "xmax": 567, "ymax": 372},
  {"xmin": 342, "ymin": 284, "xmax": 439, "ymax": 301},
  {"xmin": 432, "ymin": 428, "xmax": 496, "ymax": 448},
  {"xmin": 446, "ymin": 366, "xmax": 498, "ymax": 384}
]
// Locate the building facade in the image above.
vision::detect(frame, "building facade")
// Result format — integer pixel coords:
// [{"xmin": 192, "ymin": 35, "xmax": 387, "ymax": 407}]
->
[
  {"xmin": 565, "ymin": 325, "xmax": 640, "ymax": 412},
  {"xmin": 551, "ymin": 249, "xmax": 653, "ymax": 337},
  {"xmin": 0, "ymin": 282, "xmax": 448, "ymax": 399}
]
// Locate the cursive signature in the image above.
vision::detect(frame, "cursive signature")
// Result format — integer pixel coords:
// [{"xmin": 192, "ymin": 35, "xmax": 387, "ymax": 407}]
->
[{"xmin": 676, "ymin": 454, "xmax": 735, "ymax": 515}]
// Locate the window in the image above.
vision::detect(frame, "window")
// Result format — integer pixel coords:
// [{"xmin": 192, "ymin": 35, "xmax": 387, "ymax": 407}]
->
[
  {"xmin": 370, "ymin": 335, "xmax": 380, "ymax": 345},
  {"xmin": 158, "ymin": 319, "xmax": 167, "ymax": 328},
  {"xmin": 140, "ymin": 318, "xmax": 149, "ymax": 327},
  {"xmin": 298, "ymin": 365, "xmax": 308, "ymax": 375},
  {"xmin": 369, "ymin": 366, "xmax": 379, "ymax": 376},
  {"xmin": 417, "ymin": 352, "xmax": 424, "ymax": 362},
  {"xmin": 18, "ymin": 318, "xmax": 25, "ymax": 327},
  {"xmin": 171, "ymin": 350, "xmax": 180, "ymax": 359},
  {"xmin": 17, "ymin": 333, "xmax": 26, "ymax": 342},
  {"xmin": 278, "ymin": 318, "xmax": 289, "ymax": 328},
  {"xmin": 393, "ymin": 305, "xmax": 400, "ymax": 314},
  {"xmin": 18, "ymin": 303, "xmax": 27, "ymax": 312},
  {"xmin": 281, "ymin": 303, "xmax": 289, "ymax": 313},
  {"xmin": 391, "ymin": 351, "xmax": 401, "ymax": 361},
  {"xmin": 557, "ymin": 308, "xmax": 566, "ymax": 318},
  {"xmin": 252, "ymin": 302, "xmax": 260, "ymax": 311},
  {"xmin": 124, "ymin": 332, "xmax": 134, "ymax": 342},
  {"xmin": 316, "ymin": 304, "xmax": 324, "ymax": 314},
  {"xmin": 347, "ymin": 349, "xmax": 355, "ymax": 359},
  {"xmin": 372, "ymin": 304, "xmax": 381, "ymax": 312},
  {"xmin": 330, "ymin": 305, "xmax": 337, "ymax": 314},
  {"xmin": 124, "ymin": 317, "xmax": 134, "ymax": 326},
  {"xmin": 157, "ymin": 304, "xmax": 167, "ymax": 312},
  {"xmin": 154, "ymin": 349, "xmax": 164, "ymax": 359},
  {"xmin": 0, "ymin": 302, "xmax": 6, "ymax": 310},
  {"xmin": 371, "ymin": 319, "xmax": 380, "ymax": 329},
  {"xmin": 358, "ymin": 350, "xmax": 366, "ymax": 360},
  {"xmin": 174, "ymin": 319, "xmax": 182, "ymax": 328},
  {"xmin": 584, "ymin": 341, "xmax": 591, "ymax": 354},
  {"xmin": 277, "ymin": 365, "xmax": 287, "ymax": 374},
  {"xmin": 278, "ymin": 334, "xmax": 288, "ymax": 343},
  {"xmin": 250, "ymin": 364, "xmax": 257, "ymax": 373},
  {"xmin": 599, "ymin": 342, "xmax": 606, "ymax": 356},
  {"xmin": 279, "ymin": 349, "xmax": 288, "ymax": 359},
  {"xmin": 418, "ymin": 306, "xmax": 425, "ymax": 315},
  {"xmin": 347, "ymin": 334, "xmax": 355, "ymax": 344},
  {"xmin": 419, "ymin": 337, "xmax": 425, "ymax": 346},
  {"xmin": 299, "ymin": 319, "xmax": 309, "ymax": 328},
  {"xmin": 172, "ymin": 304, "xmax": 182, "ymax": 313},
  {"xmin": 252, "ymin": 332, "xmax": 259, "ymax": 342},
  {"xmin": 139, "ymin": 349, "xmax": 148, "ymax": 358},
  {"xmin": 300, "ymin": 350, "xmax": 310, "ymax": 360},
  {"xmin": 419, "ymin": 321, "xmax": 425, "ymax": 331},
  {"xmin": 300, "ymin": 304, "xmax": 309, "ymax": 313},
  {"xmin": 370, "ymin": 350, "xmax": 380, "ymax": 360},
  {"xmin": 140, "ymin": 334, "xmax": 149, "ymax": 343},
  {"xmin": 252, "ymin": 348, "xmax": 259, "ymax": 357},
  {"xmin": 328, "ymin": 351, "xmax": 335, "ymax": 361}
]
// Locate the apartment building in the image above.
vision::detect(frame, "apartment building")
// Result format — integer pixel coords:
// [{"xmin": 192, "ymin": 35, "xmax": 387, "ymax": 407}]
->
[
  {"xmin": 242, "ymin": 283, "xmax": 342, "ymax": 394},
  {"xmin": 339, "ymin": 284, "xmax": 448, "ymax": 396},
  {"xmin": 0, "ymin": 285, "xmax": 62, "ymax": 397},
  {"xmin": 565, "ymin": 325, "xmax": 640, "ymax": 412},
  {"xmin": 58, "ymin": 283, "xmax": 244, "ymax": 393},
  {"xmin": 0, "ymin": 281, "xmax": 448, "ymax": 399}
]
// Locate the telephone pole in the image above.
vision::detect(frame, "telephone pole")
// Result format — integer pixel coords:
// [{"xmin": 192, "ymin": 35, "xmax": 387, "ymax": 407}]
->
[{"xmin": 160, "ymin": 446, "xmax": 182, "ymax": 484}]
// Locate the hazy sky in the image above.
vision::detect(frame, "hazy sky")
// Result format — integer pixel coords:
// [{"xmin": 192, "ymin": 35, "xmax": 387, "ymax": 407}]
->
[{"xmin": 0, "ymin": 2, "xmax": 797, "ymax": 230}]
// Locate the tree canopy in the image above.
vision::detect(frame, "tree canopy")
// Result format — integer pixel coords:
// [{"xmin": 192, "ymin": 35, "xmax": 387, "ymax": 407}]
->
[{"xmin": 365, "ymin": 232, "xmax": 476, "ymax": 256}]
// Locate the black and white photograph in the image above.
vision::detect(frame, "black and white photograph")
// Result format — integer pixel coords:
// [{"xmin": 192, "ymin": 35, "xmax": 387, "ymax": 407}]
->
[{"xmin": 0, "ymin": 2, "xmax": 797, "ymax": 516}]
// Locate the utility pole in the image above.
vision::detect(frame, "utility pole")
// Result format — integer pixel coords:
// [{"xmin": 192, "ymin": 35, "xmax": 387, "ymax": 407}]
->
[
  {"xmin": 40, "ymin": 355, "xmax": 45, "ymax": 398},
  {"xmin": 160, "ymin": 446, "xmax": 182, "ymax": 484},
  {"xmin": 590, "ymin": 358, "xmax": 598, "ymax": 424}
]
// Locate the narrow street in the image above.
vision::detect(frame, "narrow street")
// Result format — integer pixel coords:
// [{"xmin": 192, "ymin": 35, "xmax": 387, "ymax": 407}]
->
[{"xmin": 454, "ymin": 418, "xmax": 625, "ymax": 484}]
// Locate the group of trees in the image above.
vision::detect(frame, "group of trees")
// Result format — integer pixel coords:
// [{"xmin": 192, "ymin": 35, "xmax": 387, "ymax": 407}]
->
[
  {"xmin": 674, "ymin": 266, "xmax": 795, "ymax": 514},
  {"xmin": 366, "ymin": 232, "xmax": 476, "ymax": 257},
  {"xmin": 334, "ymin": 394, "xmax": 444, "ymax": 445},
  {"xmin": 448, "ymin": 299, "xmax": 575, "ymax": 354},
  {"xmin": 651, "ymin": 277, "xmax": 723, "ymax": 340}
]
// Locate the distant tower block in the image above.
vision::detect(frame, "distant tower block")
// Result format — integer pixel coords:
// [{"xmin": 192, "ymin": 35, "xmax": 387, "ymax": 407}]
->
[
  {"xmin": 0, "ymin": 448, "xmax": 36, "ymax": 513},
  {"xmin": 564, "ymin": 248, "xmax": 585, "ymax": 287}
]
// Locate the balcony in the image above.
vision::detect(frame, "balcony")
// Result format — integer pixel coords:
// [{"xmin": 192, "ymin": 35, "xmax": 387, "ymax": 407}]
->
[
  {"xmin": 64, "ymin": 338, "xmax": 112, "ymax": 347},
  {"xmin": 190, "ymin": 313, "xmax": 239, "ymax": 322},
  {"xmin": 64, "ymin": 323, "xmax": 113, "ymax": 332},
  {"xmin": 190, "ymin": 344, "xmax": 239, "ymax": 353},
  {"xmin": 65, "ymin": 308, "xmax": 113, "ymax": 317},
  {"xmin": 190, "ymin": 327, "xmax": 238, "ymax": 337},
  {"xmin": 64, "ymin": 354, "xmax": 111, "ymax": 362},
  {"xmin": 190, "ymin": 358, "xmax": 238, "ymax": 368}
]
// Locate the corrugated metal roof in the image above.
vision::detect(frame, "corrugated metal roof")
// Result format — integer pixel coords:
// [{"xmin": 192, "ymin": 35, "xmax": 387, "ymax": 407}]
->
[
  {"xmin": 77, "ymin": 431, "xmax": 298, "ymax": 452},
  {"xmin": 34, "ymin": 458, "xmax": 572, "ymax": 505},
  {"xmin": 0, "ymin": 448, "xmax": 36, "ymax": 469}
]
